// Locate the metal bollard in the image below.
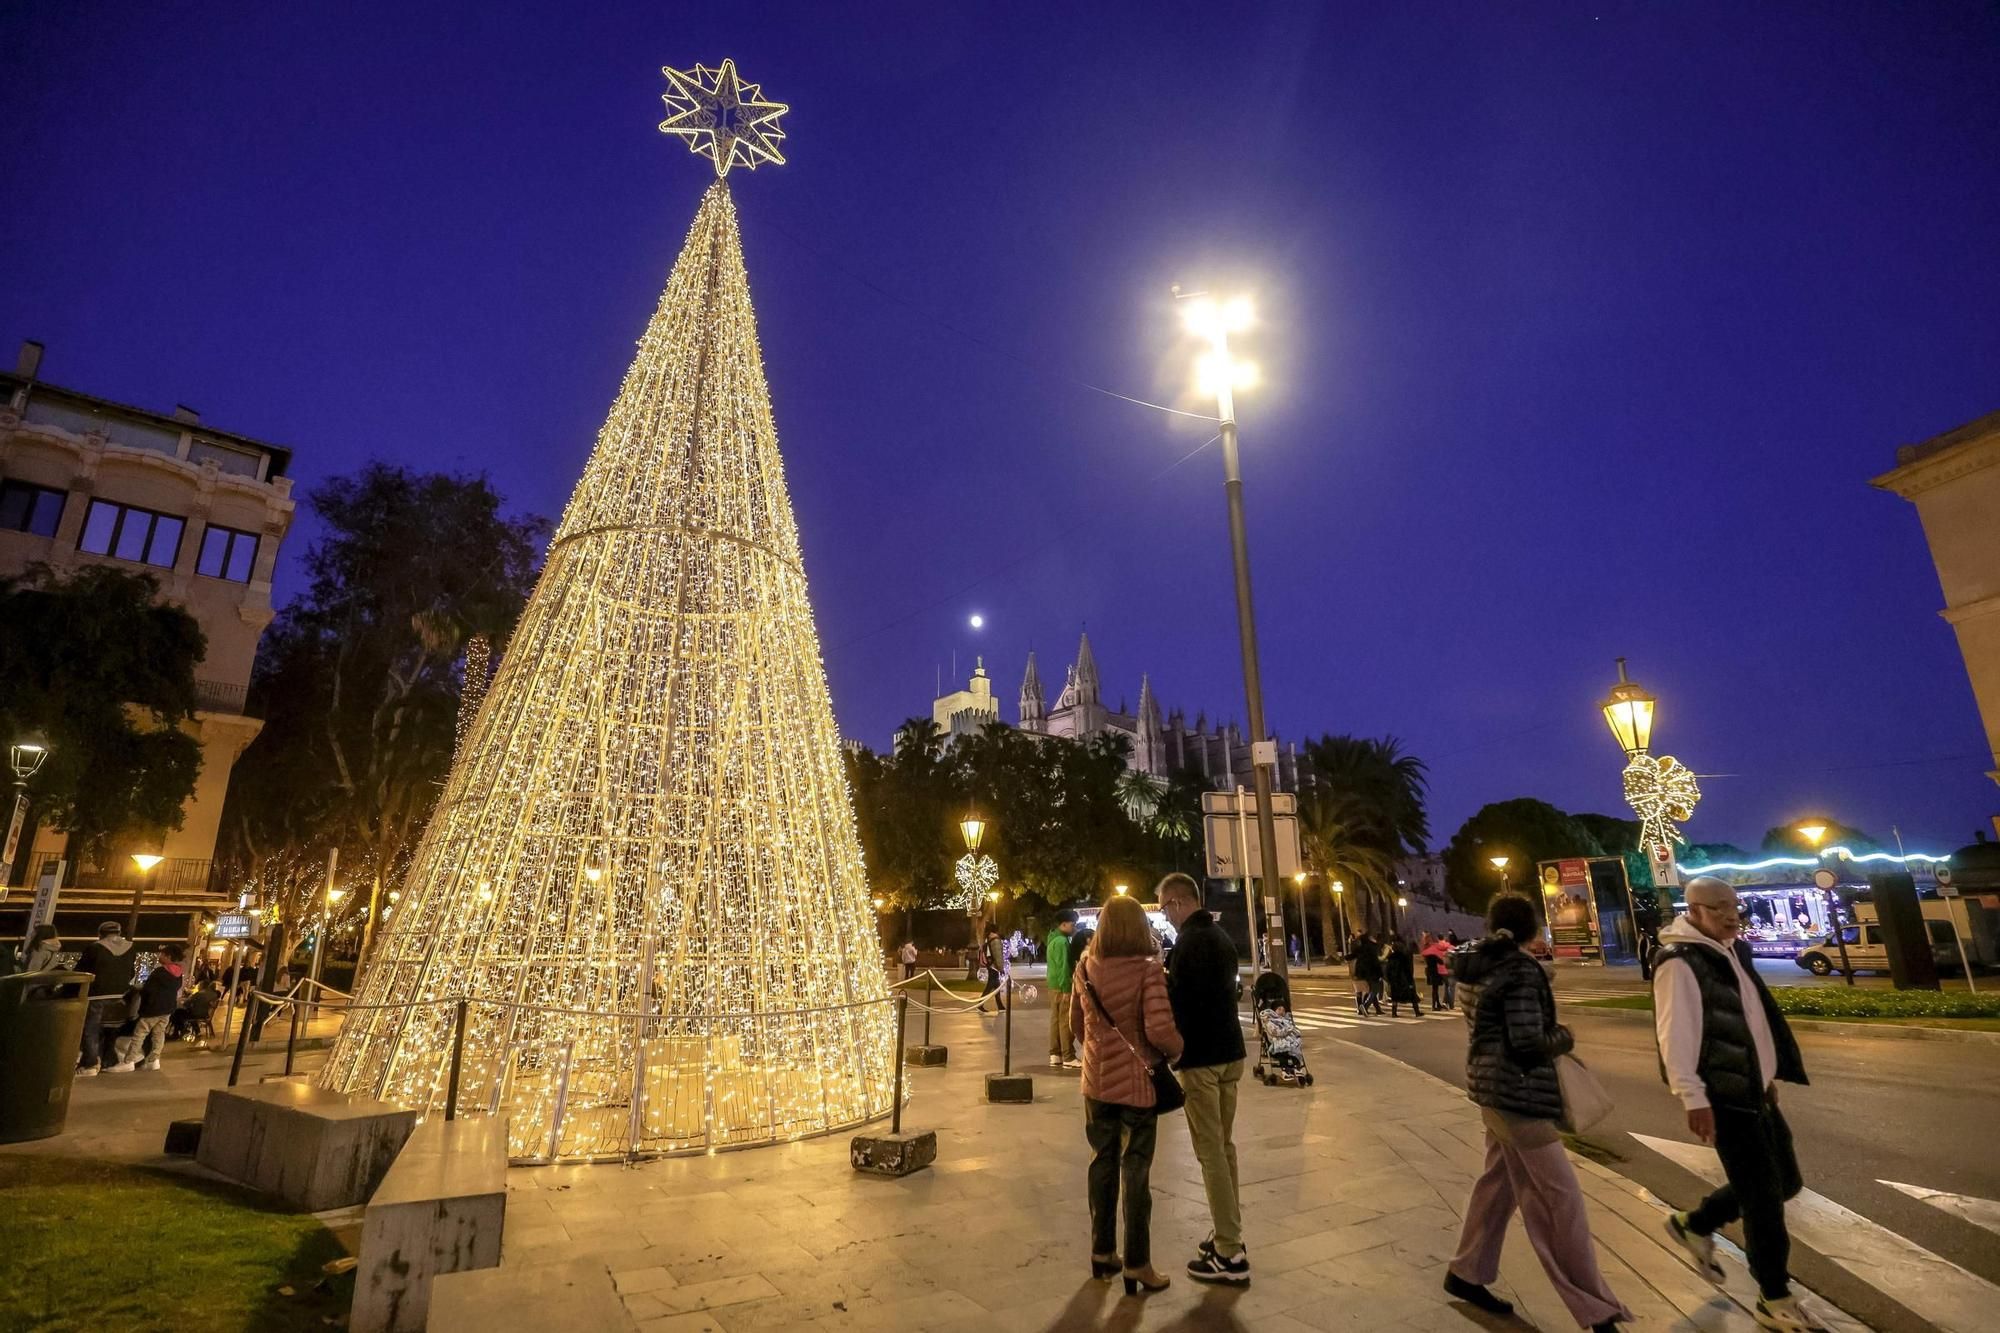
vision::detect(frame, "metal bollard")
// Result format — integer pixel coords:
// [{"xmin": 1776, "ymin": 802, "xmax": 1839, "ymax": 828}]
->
[
  {"xmin": 445, "ymin": 998, "xmax": 468, "ymax": 1121},
  {"xmin": 891, "ymin": 993, "xmax": 908, "ymax": 1136},
  {"xmin": 1003, "ymin": 977, "xmax": 1013, "ymax": 1077},
  {"xmin": 923, "ymin": 973, "xmax": 934, "ymax": 1046},
  {"xmin": 228, "ymin": 994, "xmax": 260, "ymax": 1088}
]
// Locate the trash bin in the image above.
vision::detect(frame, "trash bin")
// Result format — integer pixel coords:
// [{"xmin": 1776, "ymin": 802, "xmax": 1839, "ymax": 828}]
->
[{"xmin": 0, "ymin": 970, "xmax": 93, "ymax": 1143}]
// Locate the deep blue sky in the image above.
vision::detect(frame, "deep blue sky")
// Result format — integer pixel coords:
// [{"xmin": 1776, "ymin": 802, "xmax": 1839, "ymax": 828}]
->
[{"xmin": 5, "ymin": 2, "xmax": 1997, "ymax": 854}]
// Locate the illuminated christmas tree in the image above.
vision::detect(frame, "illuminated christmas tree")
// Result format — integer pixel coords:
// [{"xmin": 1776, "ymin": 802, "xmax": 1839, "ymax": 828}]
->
[{"xmin": 320, "ymin": 63, "xmax": 897, "ymax": 1161}]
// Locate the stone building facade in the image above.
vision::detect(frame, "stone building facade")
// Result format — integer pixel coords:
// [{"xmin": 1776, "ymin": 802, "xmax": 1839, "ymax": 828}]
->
[{"xmin": 0, "ymin": 340, "xmax": 294, "ymax": 922}]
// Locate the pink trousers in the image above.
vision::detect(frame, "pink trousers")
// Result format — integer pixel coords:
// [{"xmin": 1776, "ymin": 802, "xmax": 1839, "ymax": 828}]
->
[{"xmin": 1449, "ymin": 1112, "xmax": 1631, "ymax": 1328}]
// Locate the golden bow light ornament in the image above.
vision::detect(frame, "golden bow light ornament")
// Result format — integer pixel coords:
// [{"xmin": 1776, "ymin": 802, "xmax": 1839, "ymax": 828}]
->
[
  {"xmin": 1622, "ymin": 754, "xmax": 1701, "ymax": 850},
  {"xmin": 955, "ymin": 853, "xmax": 999, "ymax": 910},
  {"xmin": 660, "ymin": 60, "xmax": 789, "ymax": 177}
]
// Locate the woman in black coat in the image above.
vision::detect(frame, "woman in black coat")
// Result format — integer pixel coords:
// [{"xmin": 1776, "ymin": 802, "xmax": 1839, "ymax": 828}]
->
[
  {"xmin": 1440, "ymin": 894, "xmax": 1628, "ymax": 1331},
  {"xmin": 1345, "ymin": 933, "xmax": 1384, "ymax": 1016},
  {"xmin": 1384, "ymin": 938, "xmax": 1422, "ymax": 1018}
]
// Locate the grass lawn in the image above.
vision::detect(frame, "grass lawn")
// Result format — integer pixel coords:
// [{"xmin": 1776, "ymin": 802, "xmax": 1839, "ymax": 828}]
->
[
  {"xmin": 0, "ymin": 1155, "xmax": 348, "ymax": 1332},
  {"xmin": 1574, "ymin": 994, "xmax": 2000, "ymax": 1031}
]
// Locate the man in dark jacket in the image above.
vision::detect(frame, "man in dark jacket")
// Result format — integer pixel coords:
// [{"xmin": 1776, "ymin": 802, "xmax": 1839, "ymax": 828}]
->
[
  {"xmin": 74, "ymin": 920, "xmax": 138, "ymax": 1075},
  {"xmin": 111, "ymin": 942, "xmax": 184, "ymax": 1071},
  {"xmin": 1158, "ymin": 873, "xmax": 1249, "ymax": 1285},
  {"xmin": 1655, "ymin": 878, "xmax": 1818, "ymax": 1333}
]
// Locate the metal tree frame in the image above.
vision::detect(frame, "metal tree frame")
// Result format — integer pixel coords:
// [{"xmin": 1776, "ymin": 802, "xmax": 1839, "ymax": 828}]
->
[{"xmin": 319, "ymin": 171, "xmax": 897, "ymax": 1161}]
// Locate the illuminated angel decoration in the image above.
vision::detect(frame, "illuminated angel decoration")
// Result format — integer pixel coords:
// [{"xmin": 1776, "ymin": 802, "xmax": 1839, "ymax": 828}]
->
[
  {"xmin": 660, "ymin": 60, "xmax": 788, "ymax": 177},
  {"xmin": 954, "ymin": 853, "xmax": 999, "ymax": 910},
  {"xmin": 1623, "ymin": 754, "xmax": 1701, "ymax": 850}
]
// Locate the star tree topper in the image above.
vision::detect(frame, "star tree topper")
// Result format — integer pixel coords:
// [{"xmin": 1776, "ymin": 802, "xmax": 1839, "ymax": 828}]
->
[{"xmin": 660, "ymin": 59, "xmax": 789, "ymax": 177}]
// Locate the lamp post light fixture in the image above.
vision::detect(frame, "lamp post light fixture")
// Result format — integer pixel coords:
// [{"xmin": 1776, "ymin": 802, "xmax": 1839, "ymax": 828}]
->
[
  {"xmin": 127, "ymin": 852, "xmax": 164, "ymax": 936},
  {"xmin": 3, "ymin": 734, "xmax": 51, "ymax": 889},
  {"xmin": 1114, "ymin": 883, "xmax": 1129, "ymax": 897},
  {"xmin": 1797, "ymin": 821, "xmax": 1856, "ymax": 986},
  {"xmin": 9, "ymin": 736, "xmax": 49, "ymax": 782},
  {"xmin": 1176, "ymin": 287, "xmax": 1287, "ymax": 980},
  {"xmin": 1600, "ymin": 657, "xmax": 1657, "ymax": 759},
  {"xmin": 1489, "ymin": 854, "xmax": 1510, "ymax": 890},
  {"xmin": 1330, "ymin": 880, "xmax": 1349, "ymax": 956},
  {"xmin": 959, "ymin": 811, "xmax": 987, "ymax": 854}
]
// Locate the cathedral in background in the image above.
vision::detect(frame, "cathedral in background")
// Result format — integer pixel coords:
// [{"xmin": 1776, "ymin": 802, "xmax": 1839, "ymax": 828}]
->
[{"xmin": 922, "ymin": 631, "xmax": 1305, "ymax": 792}]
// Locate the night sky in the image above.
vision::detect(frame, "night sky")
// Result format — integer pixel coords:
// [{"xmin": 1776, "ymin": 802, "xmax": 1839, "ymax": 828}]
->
[{"xmin": 5, "ymin": 3, "xmax": 1997, "ymax": 854}]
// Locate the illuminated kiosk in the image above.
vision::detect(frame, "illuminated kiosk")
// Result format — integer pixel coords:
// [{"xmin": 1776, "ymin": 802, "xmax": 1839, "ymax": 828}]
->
[{"xmin": 319, "ymin": 62, "xmax": 897, "ymax": 1162}]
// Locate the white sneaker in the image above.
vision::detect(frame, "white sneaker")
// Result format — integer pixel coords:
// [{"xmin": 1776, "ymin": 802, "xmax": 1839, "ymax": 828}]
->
[
  {"xmin": 74, "ymin": 1065, "xmax": 99, "ymax": 1078},
  {"xmin": 1755, "ymin": 1294, "xmax": 1829, "ymax": 1332},
  {"xmin": 1665, "ymin": 1211, "xmax": 1723, "ymax": 1282},
  {"xmin": 108, "ymin": 1061, "xmax": 138, "ymax": 1073},
  {"xmin": 143, "ymin": 1058, "xmax": 162, "ymax": 1071}
]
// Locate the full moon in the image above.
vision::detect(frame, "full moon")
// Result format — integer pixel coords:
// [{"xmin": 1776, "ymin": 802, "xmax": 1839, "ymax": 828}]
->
[{"xmin": 969, "ymin": 614, "xmax": 985, "ymax": 629}]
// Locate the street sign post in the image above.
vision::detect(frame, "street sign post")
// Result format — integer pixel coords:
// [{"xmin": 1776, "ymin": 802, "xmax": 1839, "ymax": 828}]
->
[
  {"xmin": 0, "ymin": 791, "xmax": 29, "ymax": 891},
  {"xmin": 27, "ymin": 858, "xmax": 65, "ymax": 932},
  {"xmin": 1812, "ymin": 867, "xmax": 1855, "ymax": 984}
]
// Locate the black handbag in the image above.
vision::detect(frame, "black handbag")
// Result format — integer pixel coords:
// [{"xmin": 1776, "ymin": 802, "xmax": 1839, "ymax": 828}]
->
[{"xmin": 1080, "ymin": 962, "xmax": 1185, "ymax": 1114}]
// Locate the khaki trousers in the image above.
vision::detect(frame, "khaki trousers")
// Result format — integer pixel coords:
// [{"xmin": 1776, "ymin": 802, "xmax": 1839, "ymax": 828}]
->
[
  {"xmin": 1177, "ymin": 1059, "xmax": 1244, "ymax": 1254},
  {"xmin": 1049, "ymin": 987, "xmax": 1074, "ymax": 1060}
]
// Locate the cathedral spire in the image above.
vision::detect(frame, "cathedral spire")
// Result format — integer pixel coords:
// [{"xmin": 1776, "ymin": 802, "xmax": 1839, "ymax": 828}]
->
[
  {"xmin": 1019, "ymin": 651, "xmax": 1046, "ymax": 732},
  {"xmin": 1073, "ymin": 629, "xmax": 1100, "ymax": 703}
]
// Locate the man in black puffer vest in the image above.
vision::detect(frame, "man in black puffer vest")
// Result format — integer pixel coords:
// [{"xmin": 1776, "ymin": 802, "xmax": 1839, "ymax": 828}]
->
[{"xmin": 1654, "ymin": 877, "xmax": 1818, "ymax": 1333}]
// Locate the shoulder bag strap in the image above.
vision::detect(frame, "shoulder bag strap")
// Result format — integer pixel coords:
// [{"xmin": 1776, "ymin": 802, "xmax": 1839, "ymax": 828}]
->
[{"xmin": 1080, "ymin": 963, "xmax": 1153, "ymax": 1067}]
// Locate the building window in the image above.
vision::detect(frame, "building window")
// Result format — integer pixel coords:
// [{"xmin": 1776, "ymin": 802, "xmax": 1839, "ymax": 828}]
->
[
  {"xmin": 78, "ymin": 498, "xmax": 184, "ymax": 569},
  {"xmin": 196, "ymin": 523, "xmax": 259, "ymax": 582},
  {"xmin": 0, "ymin": 480, "xmax": 67, "ymax": 537}
]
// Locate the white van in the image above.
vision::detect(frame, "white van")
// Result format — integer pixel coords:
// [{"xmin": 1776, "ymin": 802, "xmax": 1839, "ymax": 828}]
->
[{"xmin": 1794, "ymin": 920, "xmax": 1961, "ymax": 977}]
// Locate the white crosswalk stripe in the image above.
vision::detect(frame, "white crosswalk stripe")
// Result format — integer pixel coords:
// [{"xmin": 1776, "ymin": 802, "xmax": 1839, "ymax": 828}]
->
[
  {"xmin": 1636, "ymin": 1134, "xmax": 2000, "ymax": 1333},
  {"xmin": 1239, "ymin": 1006, "xmax": 1458, "ymax": 1034},
  {"xmin": 1881, "ymin": 1180, "xmax": 2000, "ymax": 1238}
]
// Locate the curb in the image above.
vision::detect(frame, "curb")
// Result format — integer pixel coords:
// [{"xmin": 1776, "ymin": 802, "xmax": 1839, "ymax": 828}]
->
[{"xmin": 1572, "ymin": 1001, "xmax": 2000, "ymax": 1046}]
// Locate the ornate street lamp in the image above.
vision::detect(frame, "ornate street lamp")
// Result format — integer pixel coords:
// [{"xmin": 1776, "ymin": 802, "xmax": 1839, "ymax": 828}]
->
[
  {"xmin": 1797, "ymin": 821, "xmax": 1855, "ymax": 986},
  {"xmin": 1330, "ymin": 880, "xmax": 1349, "ymax": 955},
  {"xmin": 1600, "ymin": 657, "xmax": 1656, "ymax": 758},
  {"xmin": 3, "ymin": 733, "xmax": 50, "ymax": 888},
  {"xmin": 127, "ymin": 852, "xmax": 164, "ymax": 936},
  {"xmin": 959, "ymin": 810, "xmax": 986, "ymax": 854},
  {"xmin": 10, "ymin": 735, "xmax": 50, "ymax": 782}
]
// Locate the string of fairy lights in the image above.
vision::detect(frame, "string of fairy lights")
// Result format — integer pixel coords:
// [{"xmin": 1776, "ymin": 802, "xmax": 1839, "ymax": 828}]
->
[{"xmin": 318, "ymin": 65, "xmax": 897, "ymax": 1161}]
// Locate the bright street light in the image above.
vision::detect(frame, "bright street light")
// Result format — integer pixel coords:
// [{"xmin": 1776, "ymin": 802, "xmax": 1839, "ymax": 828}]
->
[
  {"xmin": 1600, "ymin": 657, "xmax": 1657, "ymax": 758},
  {"xmin": 1176, "ymin": 284, "xmax": 1286, "ymax": 978},
  {"xmin": 10, "ymin": 735, "xmax": 49, "ymax": 782},
  {"xmin": 1114, "ymin": 883, "xmax": 1129, "ymax": 896},
  {"xmin": 127, "ymin": 852, "xmax": 163, "ymax": 935},
  {"xmin": 959, "ymin": 811, "xmax": 986, "ymax": 853},
  {"xmin": 1797, "ymin": 823, "xmax": 1828, "ymax": 848},
  {"xmin": 130, "ymin": 853, "xmax": 164, "ymax": 872},
  {"xmin": 1489, "ymin": 855, "xmax": 1509, "ymax": 870}
]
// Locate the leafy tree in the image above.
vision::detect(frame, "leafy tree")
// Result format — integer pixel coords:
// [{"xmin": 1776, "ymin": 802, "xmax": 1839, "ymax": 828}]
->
[
  {"xmin": 1442, "ymin": 798, "xmax": 1603, "ymax": 913},
  {"xmin": 1761, "ymin": 819, "xmax": 1880, "ymax": 856},
  {"xmin": 220, "ymin": 465, "xmax": 546, "ymax": 930},
  {"xmin": 0, "ymin": 565, "xmax": 205, "ymax": 875},
  {"xmin": 1677, "ymin": 841, "xmax": 1752, "ymax": 868}
]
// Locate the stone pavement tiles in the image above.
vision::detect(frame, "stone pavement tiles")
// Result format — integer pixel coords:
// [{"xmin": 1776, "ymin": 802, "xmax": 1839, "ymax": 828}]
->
[{"xmin": 488, "ymin": 1009, "xmax": 1866, "ymax": 1331}]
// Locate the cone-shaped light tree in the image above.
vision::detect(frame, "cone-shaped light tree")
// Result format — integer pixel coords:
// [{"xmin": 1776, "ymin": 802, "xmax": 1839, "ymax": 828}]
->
[{"xmin": 320, "ymin": 67, "xmax": 896, "ymax": 1161}]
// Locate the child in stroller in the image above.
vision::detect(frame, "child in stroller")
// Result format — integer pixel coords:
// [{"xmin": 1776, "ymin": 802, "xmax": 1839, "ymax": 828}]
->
[{"xmin": 1250, "ymin": 971, "xmax": 1313, "ymax": 1087}]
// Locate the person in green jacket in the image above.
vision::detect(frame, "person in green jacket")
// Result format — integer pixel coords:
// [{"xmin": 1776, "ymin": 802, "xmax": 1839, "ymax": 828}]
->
[{"xmin": 1046, "ymin": 909, "xmax": 1080, "ymax": 1067}]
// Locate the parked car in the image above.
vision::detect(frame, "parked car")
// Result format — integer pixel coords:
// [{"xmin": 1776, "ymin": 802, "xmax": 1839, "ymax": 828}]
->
[{"xmin": 1795, "ymin": 920, "xmax": 1961, "ymax": 977}]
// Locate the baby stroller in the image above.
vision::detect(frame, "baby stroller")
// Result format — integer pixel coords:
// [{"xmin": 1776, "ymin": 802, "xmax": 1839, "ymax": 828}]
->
[{"xmin": 1250, "ymin": 971, "xmax": 1313, "ymax": 1087}]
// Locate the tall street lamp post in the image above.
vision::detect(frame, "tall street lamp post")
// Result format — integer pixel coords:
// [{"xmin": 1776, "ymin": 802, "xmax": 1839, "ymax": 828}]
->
[
  {"xmin": 1797, "ymin": 822, "xmax": 1856, "ymax": 987},
  {"xmin": 4, "ymin": 734, "xmax": 49, "ymax": 889},
  {"xmin": 1178, "ymin": 290, "xmax": 1287, "ymax": 980},
  {"xmin": 1600, "ymin": 657, "xmax": 1689, "ymax": 953}
]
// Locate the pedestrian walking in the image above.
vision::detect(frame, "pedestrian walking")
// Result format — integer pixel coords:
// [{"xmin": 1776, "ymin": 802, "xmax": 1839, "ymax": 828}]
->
[
  {"xmin": 1421, "ymin": 931, "xmax": 1453, "ymax": 1011},
  {"xmin": 111, "ymin": 943, "xmax": 185, "ymax": 1072},
  {"xmin": 1347, "ymin": 932, "xmax": 1384, "ymax": 1015},
  {"xmin": 898, "ymin": 938, "xmax": 918, "ymax": 979},
  {"xmin": 1444, "ymin": 893, "xmax": 1630, "ymax": 1332},
  {"xmin": 1385, "ymin": 937, "xmax": 1423, "ymax": 1018},
  {"xmin": 1071, "ymin": 894, "xmax": 1183, "ymax": 1297},
  {"xmin": 978, "ymin": 926, "xmax": 1008, "ymax": 1012},
  {"xmin": 1046, "ymin": 909, "xmax": 1080, "ymax": 1067},
  {"xmin": 1655, "ymin": 878, "xmax": 1820, "ymax": 1333},
  {"xmin": 19, "ymin": 924, "xmax": 62, "ymax": 973},
  {"xmin": 1156, "ymin": 873, "xmax": 1251, "ymax": 1286},
  {"xmin": 72, "ymin": 921, "xmax": 138, "ymax": 1076},
  {"xmin": 1444, "ymin": 930, "xmax": 1463, "ymax": 1007}
]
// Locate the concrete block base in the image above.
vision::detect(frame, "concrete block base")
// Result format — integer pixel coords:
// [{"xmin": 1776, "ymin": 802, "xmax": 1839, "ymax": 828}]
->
[
  {"xmin": 163, "ymin": 1118, "xmax": 203, "ymax": 1156},
  {"xmin": 850, "ymin": 1128, "xmax": 937, "ymax": 1177},
  {"xmin": 197, "ymin": 1080, "xmax": 418, "ymax": 1211},
  {"xmin": 984, "ymin": 1073, "xmax": 1034, "ymax": 1104},
  {"xmin": 903, "ymin": 1044, "xmax": 948, "ymax": 1066},
  {"xmin": 431, "ymin": 1257, "xmax": 628, "ymax": 1333},
  {"xmin": 351, "ymin": 1119, "xmax": 507, "ymax": 1333}
]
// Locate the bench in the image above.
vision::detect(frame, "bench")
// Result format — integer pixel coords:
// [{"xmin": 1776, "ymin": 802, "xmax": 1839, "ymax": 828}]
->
[
  {"xmin": 197, "ymin": 1080, "xmax": 418, "ymax": 1211},
  {"xmin": 431, "ymin": 1258, "xmax": 632, "ymax": 1332},
  {"xmin": 350, "ymin": 1118, "xmax": 508, "ymax": 1333}
]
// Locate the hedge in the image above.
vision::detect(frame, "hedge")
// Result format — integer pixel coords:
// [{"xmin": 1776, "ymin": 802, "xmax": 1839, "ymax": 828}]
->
[{"xmin": 1768, "ymin": 986, "xmax": 2000, "ymax": 1019}]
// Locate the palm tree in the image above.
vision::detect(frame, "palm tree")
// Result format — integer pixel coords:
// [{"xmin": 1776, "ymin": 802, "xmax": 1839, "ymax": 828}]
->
[
  {"xmin": 1302, "ymin": 734, "xmax": 1430, "ymax": 856},
  {"xmin": 1299, "ymin": 790, "xmax": 1398, "ymax": 945},
  {"xmin": 1115, "ymin": 769, "xmax": 1165, "ymax": 823}
]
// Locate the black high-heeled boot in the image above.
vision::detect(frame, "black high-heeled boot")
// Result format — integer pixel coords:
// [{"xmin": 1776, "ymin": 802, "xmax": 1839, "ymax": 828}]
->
[{"xmin": 1090, "ymin": 1254, "xmax": 1120, "ymax": 1280}]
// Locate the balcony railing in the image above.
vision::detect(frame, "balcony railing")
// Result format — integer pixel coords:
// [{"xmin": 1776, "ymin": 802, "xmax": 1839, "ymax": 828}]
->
[
  {"xmin": 29, "ymin": 854, "xmax": 223, "ymax": 896},
  {"xmin": 194, "ymin": 678, "xmax": 257, "ymax": 717}
]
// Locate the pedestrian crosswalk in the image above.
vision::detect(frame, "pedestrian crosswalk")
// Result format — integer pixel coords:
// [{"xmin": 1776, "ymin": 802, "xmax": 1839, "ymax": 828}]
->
[
  {"xmin": 1238, "ymin": 1003, "xmax": 1459, "ymax": 1035},
  {"xmin": 1636, "ymin": 1135, "xmax": 2000, "ymax": 1333}
]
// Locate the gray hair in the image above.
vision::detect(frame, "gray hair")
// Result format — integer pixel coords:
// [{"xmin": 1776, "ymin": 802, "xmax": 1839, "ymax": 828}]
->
[{"xmin": 1156, "ymin": 873, "xmax": 1201, "ymax": 906}]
